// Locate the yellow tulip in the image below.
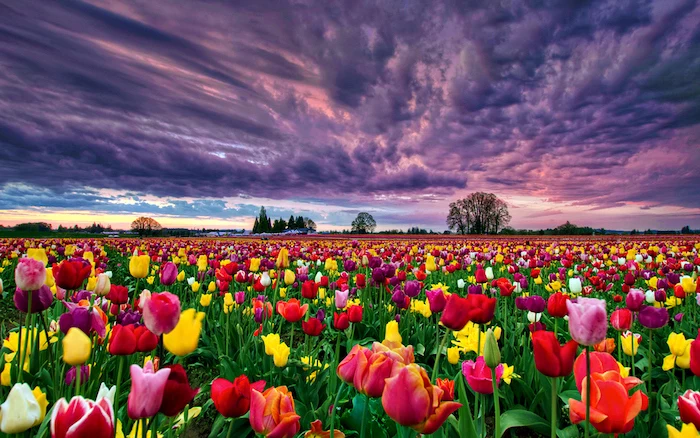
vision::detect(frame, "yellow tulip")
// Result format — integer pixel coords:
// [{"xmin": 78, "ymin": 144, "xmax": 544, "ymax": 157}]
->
[
  {"xmin": 681, "ymin": 276, "xmax": 696, "ymax": 294},
  {"xmin": 663, "ymin": 332, "xmax": 692, "ymax": 370},
  {"xmin": 621, "ymin": 332, "xmax": 641, "ymax": 357},
  {"xmin": 191, "ymin": 282, "xmax": 200, "ymax": 293},
  {"xmin": 44, "ymin": 267, "xmax": 55, "ymax": 288},
  {"xmin": 272, "ymin": 342, "xmax": 290, "ymax": 367},
  {"xmin": 1, "ymin": 362, "xmax": 11, "ymax": 386},
  {"xmin": 86, "ymin": 276, "xmax": 97, "ymax": 291},
  {"xmin": 177, "ymin": 271, "xmax": 185, "ymax": 282},
  {"xmin": 447, "ymin": 347, "xmax": 460, "ymax": 365},
  {"xmin": 26, "ymin": 248, "xmax": 48, "ymax": 266},
  {"xmin": 284, "ymin": 270, "xmax": 295, "ymax": 286},
  {"xmin": 129, "ymin": 255, "xmax": 150, "ymax": 279},
  {"xmin": 279, "ymin": 288, "xmax": 287, "ymax": 298},
  {"xmin": 426, "ymin": 255, "xmax": 437, "ymax": 272},
  {"xmin": 83, "ymin": 251, "xmax": 94, "ymax": 264},
  {"xmin": 667, "ymin": 423, "xmax": 699, "ymax": 438},
  {"xmin": 648, "ymin": 277, "xmax": 658, "ymax": 289},
  {"xmin": 276, "ymin": 248, "xmax": 289, "ymax": 269},
  {"xmin": 199, "ymin": 293, "xmax": 212, "ymax": 307},
  {"xmin": 534, "ymin": 276, "xmax": 543, "ymax": 285},
  {"xmin": 207, "ymin": 281, "xmax": 216, "ymax": 293},
  {"xmin": 164, "ymin": 309, "xmax": 205, "ymax": 356},
  {"xmin": 262, "ymin": 334, "xmax": 281, "ymax": 356},
  {"xmin": 62, "ymin": 328, "xmax": 91, "ymax": 365},
  {"xmin": 197, "ymin": 255, "xmax": 208, "ymax": 272},
  {"xmin": 384, "ymin": 321, "xmax": 402, "ymax": 346},
  {"xmin": 31, "ymin": 386, "xmax": 48, "ymax": 426},
  {"xmin": 249, "ymin": 258, "xmax": 261, "ymax": 272},
  {"xmin": 494, "ymin": 254, "xmax": 504, "ymax": 263},
  {"xmin": 223, "ymin": 293, "xmax": 235, "ymax": 314}
]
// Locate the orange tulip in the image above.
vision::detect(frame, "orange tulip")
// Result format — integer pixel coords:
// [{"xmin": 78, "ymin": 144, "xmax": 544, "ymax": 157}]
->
[
  {"xmin": 593, "ymin": 338, "xmax": 616, "ymax": 354},
  {"xmin": 275, "ymin": 299, "xmax": 308, "ymax": 323},
  {"xmin": 381, "ymin": 364, "xmax": 461, "ymax": 434},
  {"xmin": 249, "ymin": 386, "xmax": 300, "ymax": 438},
  {"xmin": 569, "ymin": 370, "xmax": 648, "ymax": 435}
]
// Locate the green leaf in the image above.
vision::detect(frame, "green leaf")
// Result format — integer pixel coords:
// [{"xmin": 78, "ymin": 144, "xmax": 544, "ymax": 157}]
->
[
  {"xmin": 499, "ymin": 409, "xmax": 550, "ymax": 437},
  {"xmin": 556, "ymin": 425, "xmax": 580, "ymax": 438},
  {"xmin": 455, "ymin": 370, "xmax": 478, "ymax": 438},
  {"xmin": 559, "ymin": 389, "xmax": 580, "ymax": 404}
]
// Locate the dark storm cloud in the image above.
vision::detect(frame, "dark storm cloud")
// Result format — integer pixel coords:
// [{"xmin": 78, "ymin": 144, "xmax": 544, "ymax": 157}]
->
[{"xmin": 0, "ymin": 0, "xmax": 699, "ymax": 223}]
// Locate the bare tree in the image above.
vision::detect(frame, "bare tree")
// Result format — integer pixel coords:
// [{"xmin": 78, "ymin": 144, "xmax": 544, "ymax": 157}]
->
[
  {"xmin": 131, "ymin": 217, "xmax": 162, "ymax": 236},
  {"xmin": 446, "ymin": 193, "xmax": 511, "ymax": 234}
]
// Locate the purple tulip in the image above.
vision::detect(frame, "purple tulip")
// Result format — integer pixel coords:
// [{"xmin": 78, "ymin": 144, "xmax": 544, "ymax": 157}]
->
[
  {"xmin": 59, "ymin": 303, "xmax": 106, "ymax": 338},
  {"xmin": 667, "ymin": 273, "xmax": 680, "ymax": 285},
  {"xmin": 343, "ymin": 260, "xmax": 357, "ymax": 272},
  {"xmin": 391, "ymin": 288, "xmax": 406, "ymax": 306},
  {"xmin": 638, "ymin": 306, "xmax": 669, "ymax": 329},
  {"xmin": 382, "ymin": 264, "xmax": 396, "ymax": 279},
  {"xmin": 526, "ymin": 296, "xmax": 546, "ymax": 313},
  {"xmin": 655, "ymin": 289, "xmax": 667, "ymax": 303},
  {"xmin": 14, "ymin": 286, "xmax": 53, "ymax": 314},
  {"xmin": 369, "ymin": 257, "xmax": 382, "ymax": 269},
  {"xmin": 566, "ymin": 298, "xmax": 607, "ymax": 346},
  {"xmin": 371, "ymin": 268, "xmax": 385, "ymax": 284},
  {"xmin": 468, "ymin": 285, "xmax": 482, "ymax": 295},
  {"xmin": 404, "ymin": 280, "xmax": 421, "ymax": 298},
  {"xmin": 626, "ymin": 289, "xmax": 645, "ymax": 312},
  {"xmin": 254, "ymin": 307, "xmax": 264, "ymax": 323},
  {"xmin": 316, "ymin": 309, "xmax": 326, "ymax": 321},
  {"xmin": 117, "ymin": 309, "xmax": 142, "ymax": 325},
  {"xmin": 675, "ymin": 313, "xmax": 684, "ymax": 323},
  {"xmin": 65, "ymin": 365, "xmax": 90, "ymax": 385},
  {"xmin": 515, "ymin": 296, "xmax": 528, "ymax": 311}
]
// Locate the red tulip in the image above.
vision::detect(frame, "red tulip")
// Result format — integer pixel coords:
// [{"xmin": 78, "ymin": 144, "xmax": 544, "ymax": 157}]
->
[
  {"xmin": 532, "ymin": 331, "xmax": 578, "ymax": 378},
  {"xmin": 679, "ymin": 390, "xmax": 700, "ymax": 430},
  {"xmin": 464, "ymin": 294, "xmax": 496, "ymax": 325},
  {"xmin": 159, "ymin": 365, "xmax": 199, "ymax": 417},
  {"xmin": 276, "ymin": 299, "xmax": 308, "ymax": 323},
  {"xmin": 107, "ymin": 285, "xmax": 129, "ymax": 305},
  {"xmin": 610, "ymin": 309, "xmax": 632, "ymax": 331},
  {"xmin": 382, "ymin": 364, "xmax": 461, "ymax": 434},
  {"xmin": 51, "ymin": 396, "xmax": 114, "ymax": 438},
  {"xmin": 334, "ymin": 312, "xmax": 349, "ymax": 330},
  {"xmin": 249, "ymin": 386, "xmax": 300, "ymax": 438},
  {"xmin": 462, "ymin": 356, "xmax": 503, "ymax": 394},
  {"xmin": 355, "ymin": 274, "xmax": 366, "ymax": 288},
  {"xmin": 108, "ymin": 324, "xmax": 137, "ymax": 356},
  {"xmin": 690, "ymin": 335, "xmax": 700, "ymax": 377},
  {"xmin": 440, "ymin": 295, "xmax": 471, "ymax": 331},
  {"xmin": 436, "ymin": 378, "xmax": 455, "ymax": 401},
  {"xmin": 302, "ymin": 317, "xmax": 326, "ymax": 336},
  {"xmin": 347, "ymin": 305, "xmax": 363, "ymax": 323},
  {"xmin": 211, "ymin": 375, "xmax": 266, "ymax": 418},
  {"xmin": 569, "ymin": 370, "xmax": 647, "ymax": 434},
  {"xmin": 53, "ymin": 260, "xmax": 92, "ymax": 290},
  {"xmin": 573, "ymin": 351, "xmax": 642, "ymax": 392},
  {"xmin": 475, "ymin": 268, "xmax": 488, "ymax": 283},
  {"xmin": 547, "ymin": 292, "xmax": 568, "ymax": 318},
  {"xmin": 134, "ymin": 325, "xmax": 159, "ymax": 352},
  {"xmin": 301, "ymin": 280, "xmax": 318, "ymax": 299},
  {"xmin": 494, "ymin": 278, "xmax": 515, "ymax": 296}
]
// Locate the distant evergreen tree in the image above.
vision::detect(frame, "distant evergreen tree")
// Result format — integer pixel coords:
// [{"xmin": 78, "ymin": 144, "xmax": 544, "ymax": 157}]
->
[
  {"xmin": 288, "ymin": 215, "xmax": 296, "ymax": 230},
  {"xmin": 253, "ymin": 218, "xmax": 259, "ymax": 234},
  {"xmin": 295, "ymin": 216, "xmax": 305, "ymax": 228},
  {"xmin": 267, "ymin": 217, "xmax": 272, "ymax": 232}
]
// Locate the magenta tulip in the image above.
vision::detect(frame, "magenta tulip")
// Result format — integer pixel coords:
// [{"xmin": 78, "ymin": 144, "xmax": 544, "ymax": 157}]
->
[
  {"xmin": 140, "ymin": 290, "xmax": 181, "ymax": 336},
  {"xmin": 462, "ymin": 356, "xmax": 503, "ymax": 394}
]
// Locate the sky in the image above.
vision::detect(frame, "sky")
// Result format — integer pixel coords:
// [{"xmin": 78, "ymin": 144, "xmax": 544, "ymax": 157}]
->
[{"xmin": 1, "ymin": 0, "xmax": 699, "ymax": 232}]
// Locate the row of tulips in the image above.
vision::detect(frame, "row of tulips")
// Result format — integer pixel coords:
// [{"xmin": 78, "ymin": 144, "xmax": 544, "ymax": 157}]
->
[{"xmin": 0, "ymin": 236, "xmax": 699, "ymax": 437}]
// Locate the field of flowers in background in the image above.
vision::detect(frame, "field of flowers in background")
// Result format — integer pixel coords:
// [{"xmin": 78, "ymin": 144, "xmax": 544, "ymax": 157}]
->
[{"xmin": 1, "ymin": 236, "xmax": 700, "ymax": 438}]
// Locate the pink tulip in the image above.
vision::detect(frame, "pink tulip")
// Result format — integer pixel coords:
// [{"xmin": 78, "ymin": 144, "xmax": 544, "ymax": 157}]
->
[
  {"xmin": 566, "ymin": 298, "xmax": 607, "ymax": 346},
  {"xmin": 679, "ymin": 390, "xmax": 700, "ymax": 430},
  {"xmin": 335, "ymin": 289, "xmax": 349, "ymax": 308},
  {"xmin": 462, "ymin": 356, "xmax": 503, "ymax": 394},
  {"xmin": 51, "ymin": 396, "xmax": 114, "ymax": 438},
  {"xmin": 382, "ymin": 363, "xmax": 461, "ymax": 434},
  {"xmin": 128, "ymin": 360, "xmax": 171, "ymax": 419},
  {"xmin": 140, "ymin": 290, "xmax": 181, "ymax": 335},
  {"xmin": 15, "ymin": 258, "xmax": 46, "ymax": 292}
]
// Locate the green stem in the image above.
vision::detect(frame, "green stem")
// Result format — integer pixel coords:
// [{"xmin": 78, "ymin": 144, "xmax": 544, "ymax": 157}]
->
[
  {"xmin": 360, "ymin": 394, "xmax": 370, "ymax": 438},
  {"xmin": 617, "ymin": 332, "xmax": 622, "ymax": 363},
  {"xmin": 330, "ymin": 334, "xmax": 341, "ymax": 395},
  {"xmin": 18, "ymin": 293, "xmax": 33, "ymax": 383},
  {"xmin": 480, "ymin": 393, "xmax": 485, "ymax": 438},
  {"xmin": 550, "ymin": 377, "xmax": 558, "ymax": 438},
  {"xmin": 585, "ymin": 346, "xmax": 591, "ymax": 438},
  {"xmin": 225, "ymin": 420, "xmax": 234, "ymax": 438},
  {"xmin": 75, "ymin": 366, "xmax": 81, "ymax": 397},
  {"xmin": 113, "ymin": 356, "xmax": 125, "ymax": 432},
  {"xmin": 647, "ymin": 329, "xmax": 653, "ymax": 427},
  {"xmin": 492, "ymin": 368, "xmax": 501, "ymax": 438},
  {"xmin": 431, "ymin": 329, "xmax": 450, "ymax": 382},
  {"xmin": 329, "ymin": 382, "xmax": 346, "ymax": 438},
  {"xmin": 290, "ymin": 323, "xmax": 295, "ymax": 351}
]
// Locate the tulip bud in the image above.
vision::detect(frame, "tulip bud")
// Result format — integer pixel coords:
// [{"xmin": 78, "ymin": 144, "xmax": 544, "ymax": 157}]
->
[
  {"xmin": 93, "ymin": 273, "xmax": 111, "ymax": 296},
  {"xmin": 483, "ymin": 328, "xmax": 501, "ymax": 369}
]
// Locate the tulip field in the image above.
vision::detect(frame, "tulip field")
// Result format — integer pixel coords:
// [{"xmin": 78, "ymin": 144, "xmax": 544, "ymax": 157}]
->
[{"xmin": 2, "ymin": 236, "xmax": 700, "ymax": 438}]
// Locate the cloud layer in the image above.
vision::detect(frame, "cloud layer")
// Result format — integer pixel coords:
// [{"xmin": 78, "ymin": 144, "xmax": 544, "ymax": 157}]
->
[{"xmin": 0, "ymin": 0, "xmax": 699, "ymax": 230}]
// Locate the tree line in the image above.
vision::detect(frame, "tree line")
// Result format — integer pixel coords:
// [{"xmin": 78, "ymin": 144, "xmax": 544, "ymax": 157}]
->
[{"xmin": 252, "ymin": 207, "xmax": 317, "ymax": 234}]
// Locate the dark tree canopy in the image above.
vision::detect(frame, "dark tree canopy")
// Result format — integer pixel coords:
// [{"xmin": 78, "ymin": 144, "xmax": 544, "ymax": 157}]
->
[
  {"xmin": 446, "ymin": 192, "xmax": 511, "ymax": 234},
  {"xmin": 351, "ymin": 212, "xmax": 376, "ymax": 234},
  {"xmin": 131, "ymin": 217, "xmax": 162, "ymax": 236}
]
